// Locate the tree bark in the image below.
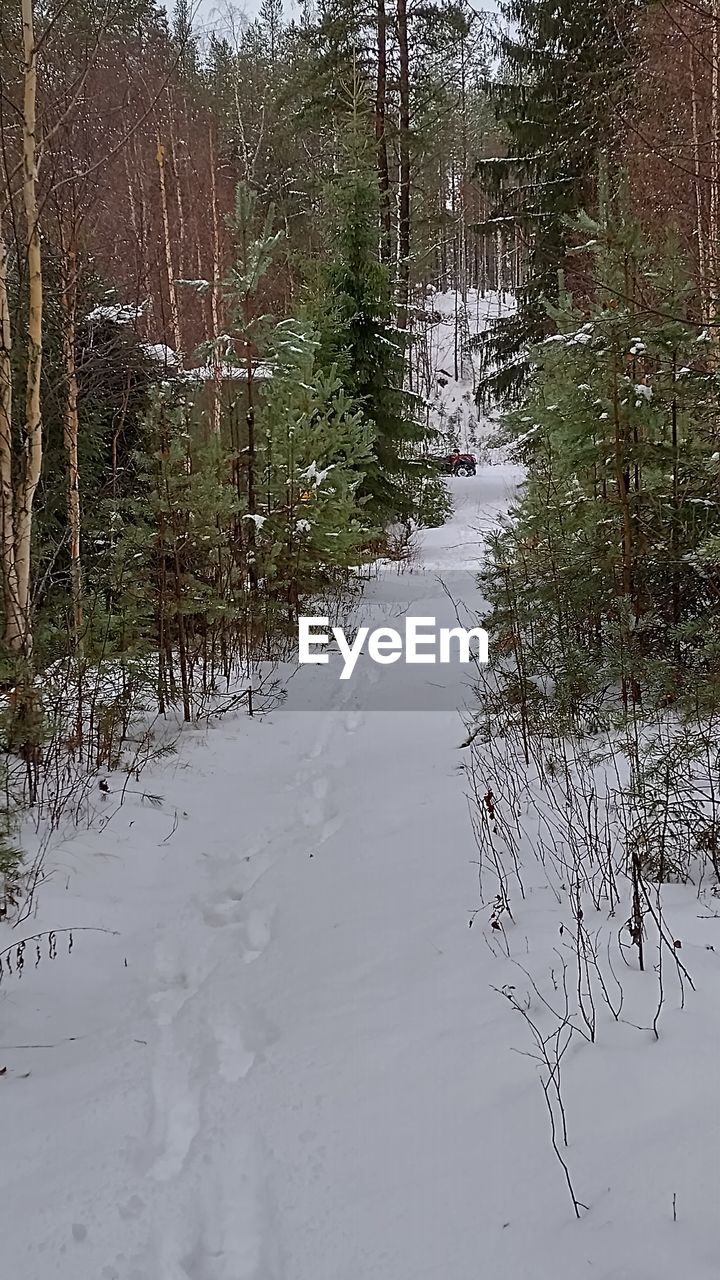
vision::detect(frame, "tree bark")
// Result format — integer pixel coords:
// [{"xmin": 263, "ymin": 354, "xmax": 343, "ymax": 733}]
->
[
  {"xmin": 14, "ymin": 0, "xmax": 44, "ymax": 657},
  {"xmin": 209, "ymin": 126, "xmax": 223, "ymax": 435},
  {"xmin": 690, "ymin": 46, "xmax": 708, "ymax": 324},
  {"xmin": 156, "ymin": 133, "xmax": 182, "ymax": 356},
  {"xmin": 169, "ymin": 112, "xmax": 187, "ymax": 282},
  {"xmin": 375, "ymin": 0, "xmax": 391, "ymax": 261},
  {"xmin": 710, "ymin": 1, "xmax": 719, "ymax": 326},
  {"xmin": 397, "ymin": 0, "xmax": 411, "ymax": 330},
  {"xmin": 0, "ymin": 228, "xmax": 22, "ymax": 650},
  {"xmin": 59, "ymin": 222, "xmax": 83, "ymax": 653}
]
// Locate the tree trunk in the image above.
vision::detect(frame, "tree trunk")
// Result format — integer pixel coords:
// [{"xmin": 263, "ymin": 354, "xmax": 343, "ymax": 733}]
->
[
  {"xmin": 169, "ymin": 113, "xmax": 187, "ymax": 282},
  {"xmin": 459, "ymin": 23, "xmax": 468, "ymax": 304},
  {"xmin": 375, "ymin": 0, "xmax": 391, "ymax": 261},
  {"xmin": 397, "ymin": 0, "xmax": 411, "ymax": 330},
  {"xmin": 690, "ymin": 46, "xmax": 709, "ymax": 323},
  {"xmin": 14, "ymin": 0, "xmax": 43, "ymax": 657},
  {"xmin": 156, "ymin": 133, "xmax": 182, "ymax": 356},
  {"xmin": 612, "ymin": 356, "xmax": 634, "ymax": 605},
  {"xmin": 209, "ymin": 127, "xmax": 223, "ymax": 435},
  {"xmin": 59, "ymin": 223, "xmax": 83, "ymax": 654},
  {"xmin": 0, "ymin": 228, "xmax": 22, "ymax": 650},
  {"xmin": 244, "ymin": 296, "xmax": 258, "ymax": 591},
  {"xmin": 702, "ymin": 2, "xmax": 712, "ymax": 322}
]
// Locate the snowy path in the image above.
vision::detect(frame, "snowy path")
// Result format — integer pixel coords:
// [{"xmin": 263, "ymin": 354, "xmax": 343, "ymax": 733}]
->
[{"xmin": 1, "ymin": 473, "xmax": 718, "ymax": 1280}]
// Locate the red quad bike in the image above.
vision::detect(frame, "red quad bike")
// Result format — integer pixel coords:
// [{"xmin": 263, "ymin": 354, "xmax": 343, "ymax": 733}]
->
[{"xmin": 441, "ymin": 452, "xmax": 477, "ymax": 477}]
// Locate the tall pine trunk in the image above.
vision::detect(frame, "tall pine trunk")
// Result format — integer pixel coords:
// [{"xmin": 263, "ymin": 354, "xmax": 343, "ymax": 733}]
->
[
  {"xmin": 375, "ymin": 0, "xmax": 391, "ymax": 261},
  {"xmin": 397, "ymin": 0, "xmax": 411, "ymax": 330},
  {"xmin": 209, "ymin": 127, "xmax": 223, "ymax": 435},
  {"xmin": 59, "ymin": 223, "xmax": 83, "ymax": 656},
  {"xmin": 156, "ymin": 134, "xmax": 182, "ymax": 356},
  {"xmin": 702, "ymin": 5, "xmax": 712, "ymax": 327},
  {"xmin": 690, "ymin": 44, "xmax": 708, "ymax": 323}
]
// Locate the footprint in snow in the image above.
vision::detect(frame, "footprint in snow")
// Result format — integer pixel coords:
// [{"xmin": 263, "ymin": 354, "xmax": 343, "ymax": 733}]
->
[
  {"xmin": 209, "ymin": 994, "xmax": 278, "ymax": 1084},
  {"xmin": 311, "ymin": 775, "xmax": 329, "ymax": 801},
  {"xmin": 118, "ymin": 1195, "xmax": 145, "ymax": 1221},
  {"xmin": 242, "ymin": 906, "xmax": 273, "ymax": 962},
  {"xmin": 149, "ymin": 1031, "xmax": 201, "ymax": 1182},
  {"xmin": 299, "ymin": 793, "xmax": 325, "ymax": 828},
  {"xmin": 201, "ymin": 893, "xmax": 245, "ymax": 929}
]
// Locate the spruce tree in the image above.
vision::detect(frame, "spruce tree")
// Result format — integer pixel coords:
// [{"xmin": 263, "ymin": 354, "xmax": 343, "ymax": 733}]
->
[
  {"xmin": 484, "ymin": 214, "xmax": 720, "ymax": 713},
  {"xmin": 476, "ymin": 0, "xmax": 643, "ymax": 404},
  {"xmin": 314, "ymin": 121, "xmax": 448, "ymax": 527},
  {"xmin": 253, "ymin": 319, "xmax": 375, "ymax": 613}
]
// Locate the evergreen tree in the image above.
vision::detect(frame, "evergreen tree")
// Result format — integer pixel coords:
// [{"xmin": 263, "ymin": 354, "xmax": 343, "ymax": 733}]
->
[
  {"xmin": 314, "ymin": 123, "xmax": 448, "ymax": 527},
  {"xmin": 476, "ymin": 0, "xmax": 643, "ymax": 404},
  {"xmin": 253, "ymin": 319, "xmax": 375, "ymax": 610},
  {"xmin": 172, "ymin": 0, "xmax": 198, "ymax": 76},
  {"xmin": 484, "ymin": 214, "xmax": 720, "ymax": 715},
  {"xmin": 107, "ymin": 385, "xmax": 247, "ymax": 719},
  {"xmin": 258, "ymin": 0, "xmax": 285, "ymax": 65}
]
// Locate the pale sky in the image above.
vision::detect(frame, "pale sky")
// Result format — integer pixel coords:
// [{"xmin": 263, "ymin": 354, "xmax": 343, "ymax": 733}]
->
[{"xmin": 165, "ymin": 0, "xmax": 300, "ymax": 34}]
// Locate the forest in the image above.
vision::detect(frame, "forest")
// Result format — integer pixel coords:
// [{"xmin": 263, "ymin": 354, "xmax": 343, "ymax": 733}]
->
[
  {"xmin": 0, "ymin": 1, "xmax": 719, "ymax": 1275},
  {"xmin": 0, "ymin": 0, "xmax": 716, "ymax": 804}
]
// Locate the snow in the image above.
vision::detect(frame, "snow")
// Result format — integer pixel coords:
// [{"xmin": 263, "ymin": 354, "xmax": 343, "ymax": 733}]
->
[
  {"xmin": 420, "ymin": 289, "xmax": 513, "ymax": 456},
  {"xmin": 180, "ymin": 361, "xmax": 273, "ymax": 383},
  {"xmin": 0, "ymin": 300, "xmax": 717, "ymax": 1277},
  {"xmin": 142, "ymin": 343, "xmax": 179, "ymax": 368},
  {"xmin": 301, "ymin": 461, "xmax": 333, "ymax": 486},
  {"xmin": 87, "ymin": 302, "xmax": 141, "ymax": 326},
  {"xmin": 545, "ymin": 325, "xmax": 593, "ymax": 348}
]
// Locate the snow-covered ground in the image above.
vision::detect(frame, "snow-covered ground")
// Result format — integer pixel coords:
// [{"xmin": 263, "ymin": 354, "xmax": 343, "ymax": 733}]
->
[
  {"xmin": 2, "ymin": 293, "xmax": 718, "ymax": 1279},
  {"xmin": 0, "ymin": 474, "xmax": 507, "ymax": 1280},
  {"xmin": 1, "ymin": 472, "xmax": 718, "ymax": 1280}
]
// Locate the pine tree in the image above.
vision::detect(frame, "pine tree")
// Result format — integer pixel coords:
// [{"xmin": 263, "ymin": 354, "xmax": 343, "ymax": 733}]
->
[
  {"xmin": 172, "ymin": 0, "xmax": 198, "ymax": 79},
  {"xmin": 258, "ymin": 0, "xmax": 285, "ymax": 65},
  {"xmin": 476, "ymin": 0, "xmax": 643, "ymax": 404}
]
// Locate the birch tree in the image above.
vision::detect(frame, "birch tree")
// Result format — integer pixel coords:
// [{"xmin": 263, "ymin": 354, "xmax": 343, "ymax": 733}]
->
[{"xmin": 0, "ymin": 0, "xmax": 43, "ymax": 659}]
